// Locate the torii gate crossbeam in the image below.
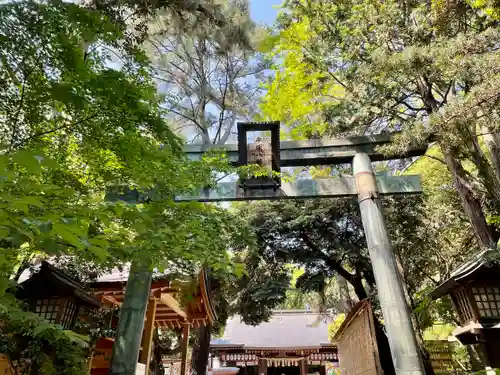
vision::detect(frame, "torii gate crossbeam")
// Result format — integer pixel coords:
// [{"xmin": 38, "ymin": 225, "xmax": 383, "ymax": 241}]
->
[{"xmin": 184, "ymin": 133, "xmax": 427, "ymax": 167}]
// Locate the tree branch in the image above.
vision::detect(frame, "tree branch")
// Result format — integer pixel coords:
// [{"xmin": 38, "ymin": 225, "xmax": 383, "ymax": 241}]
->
[
  {"xmin": 213, "ymin": 54, "xmax": 230, "ymax": 144},
  {"xmin": 10, "ymin": 55, "xmax": 42, "ymax": 149},
  {"xmin": 423, "ymin": 154, "xmax": 447, "ymax": 166},
  {"xmin": 168, "ymin": 107, "xmax": 205, "ymax": 132},
  {"xmin": 16, "ymin": 112, "xmax": 100, "ymax": 148},
  {"xmin": 300, "ymin": 232, "xmax": 355, "ymax": 284}
]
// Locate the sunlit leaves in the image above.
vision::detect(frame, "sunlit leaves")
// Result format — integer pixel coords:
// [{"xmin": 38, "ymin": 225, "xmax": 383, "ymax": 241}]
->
[
  {"xmin": 0, "ymin": 0, "xmax": 252, "ymax": 300},
  {"xmin": 466, "ymin": 0, "xmax": 500, "ymax": 19}
]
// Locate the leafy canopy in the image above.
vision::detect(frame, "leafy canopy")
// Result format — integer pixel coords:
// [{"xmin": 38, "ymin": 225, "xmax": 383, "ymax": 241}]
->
[{"xmin": 0, "ymin": 1, "xmax": 253, "ymax": 372}]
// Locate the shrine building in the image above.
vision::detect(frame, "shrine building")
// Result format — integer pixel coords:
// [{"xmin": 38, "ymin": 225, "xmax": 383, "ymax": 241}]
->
[{"xmin": 210, "ymin": 310, "xmax": 339, "ymax": 375}]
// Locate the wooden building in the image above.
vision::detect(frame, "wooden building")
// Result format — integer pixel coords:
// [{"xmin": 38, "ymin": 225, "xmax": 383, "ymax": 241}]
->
[
  {"xmin": 8, "ymin": 261, "xmax": 216, "ymax": 375},
  {"xmin": 1, "ymin": 262, "xmax": 103, "ymax": 375},
  {"xmin": 90, "ymin": 264, "xmax": 217, "ymax": 375},
  {"xmin": 210, "ymin": 311, "xmax": 338, "ymax": 375},
  {"xmin": 430, "ymin": 250, "xmax": 500, "ymax": 371},
  {"xmin": 16, "ymin": 261, "xmax": 102, "ymax": 329}
]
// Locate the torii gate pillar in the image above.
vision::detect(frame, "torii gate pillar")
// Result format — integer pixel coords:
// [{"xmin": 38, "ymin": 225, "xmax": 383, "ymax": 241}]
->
[{"xmin": 354, "ymin": 153, "xmax": 424, "ymax": 375}]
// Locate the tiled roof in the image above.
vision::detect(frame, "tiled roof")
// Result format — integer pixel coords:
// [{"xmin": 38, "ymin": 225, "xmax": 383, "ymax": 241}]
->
[
  {"xmin": 94, "ymin": 263, "xmax": 183, "ymax": 283},
  {"xmin": 430, "ymin": 250, "xmax": 493, "ymax": 299},
  {"xmin": 211, "ymin": 311, "xmax": 332, "ymax": 348},
  {"xmin": 95, "ymin": 263, "xmax": 133, "ymax": 283}
]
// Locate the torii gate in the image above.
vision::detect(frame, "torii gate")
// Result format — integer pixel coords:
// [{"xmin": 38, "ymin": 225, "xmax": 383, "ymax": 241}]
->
[
  {"xmin": 180, "ymin": 122, "xmax": 427, "ymax": 375},
  {"xmin": 108, "ymin": 122, "xmax": 427, "ymax": 375}
]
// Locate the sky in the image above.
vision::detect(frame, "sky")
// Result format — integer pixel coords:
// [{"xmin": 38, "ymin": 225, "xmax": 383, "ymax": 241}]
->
[{"xmin": 249, "ymin": 0, "xmax": 281, "ymax": 25}]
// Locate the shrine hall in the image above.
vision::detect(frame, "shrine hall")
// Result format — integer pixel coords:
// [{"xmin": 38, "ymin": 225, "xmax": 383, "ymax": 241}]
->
[{"xmin": 210, "ymin": 310, "xmax": 339, "ymax": 375}]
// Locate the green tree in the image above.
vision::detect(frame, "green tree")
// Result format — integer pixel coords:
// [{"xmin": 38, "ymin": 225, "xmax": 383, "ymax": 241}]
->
[
  {"xmin": 146, "ymin": 0, "xmax": 268, "ymax": 147},
  {"xmin": 85, "ymin": 0, "xmax": 252, "ymax": 51},
  {"xmin": 0, "ymin": 0, "xmax": 231, "ymax": 283},
  {"xmin": 142, "ymin": 4, "xmax": 279, "ymax": 373},
  {"xmin": 261, "ymin": 0, "xmax": 500, "ymax": 251},
  {"xmin": 237, "ymin": 197, "xmax": 435, "ymax": 375},
  {"xmin": 0, "ymin": 1, "xmax": 251, "ymax": 373}
]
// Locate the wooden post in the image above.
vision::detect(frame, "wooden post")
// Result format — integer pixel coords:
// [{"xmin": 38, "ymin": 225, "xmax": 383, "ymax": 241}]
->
[
  {"xmin": 180, "ymin": 322, "xmax": 190, "ymax": 375},
  {"xmin": 88, "ymin": 350, "xmax": 94, "ymax": 374},
  {"xmin": 299, "ymin": 359, "xmax": 307, "ymax": 375},
  {"xmin": 140, "ymin": 298, "xmax": 157, "ymax": 374},
  {"xmin": 258, "ymin": 358, "xmax": 267, "ymax": 375}
]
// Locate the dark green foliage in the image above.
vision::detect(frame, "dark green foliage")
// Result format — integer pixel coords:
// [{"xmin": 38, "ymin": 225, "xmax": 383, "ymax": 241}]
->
[
  {"xmin": 239, "ymin": 198, "xmax": 373, "ymax": 300},
  {"xmin": 264, "ymin": 0, "xmax": 500, "ymax": 251},
  {"xmin": 233, "ymin": 259, "xmax": 290, "ymax": 325},
  {"xmin": 0, "ymin": 297, "xmax": 89, "ymax": 375},
  {"xmin": 0, "ymin": 0, "xmax": 255, "ymax": 373},
  {"xmin": 86, "ymin": 0, "xmax": 252, "ymax": 50}
]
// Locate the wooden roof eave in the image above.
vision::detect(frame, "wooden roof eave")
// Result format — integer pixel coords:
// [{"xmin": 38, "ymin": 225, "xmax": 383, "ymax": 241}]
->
[
  {"xmin": 333, "ymin": 299, "xmax": 370, "ymax": 342},
  {"xmin": 92, "ymin": 269, "xmax": 216, "ymax": 328},
  {"xmin": 429, "ymin": 250, "xmax": 492, "ymax": 299},
  {"xmin": 210, "ymin": 344, "xmax": 246, "ymax": 349},
  {"xmin": 159, "ymin": 293, "xmax": 187, "ymax": 321},
  {"xmin": 19, "ymin": 262, "xmax": 101, "ymax": 307},
  {"xmin": 74, "ymin": 288, "xmax": 102, "ymax": 307},
  {"xmin": 199, "ymin": 268, "xmax": 217, "ymax": 324}
]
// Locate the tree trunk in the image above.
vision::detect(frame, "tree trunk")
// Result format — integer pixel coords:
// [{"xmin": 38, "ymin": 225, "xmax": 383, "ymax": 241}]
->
[
  {"xmin": 151, "ymin": 328, "xmax": 165, "ymax": 375},
  {"xmin": 109, "ymin": 261, "xmax": 153, "ymax": 375},
  {"xmin": 467, "ymin": 345, "xmax": 484, "ymax": 372},
  {"xmin": 373, "ymin": 317, "xmax": 396, "ymax": 375},
  {"xmin": 190, "ymin": 323, "xmax": 212, "ymax": 375},
  {"xmin": 336, "ymin": 275, "xmax": 355, "ymax": 313},
  {"xmin": 441, "ymin": 148, "xmax": 497, "ymax": 248},
  {"xmin": 350, "ymin": 275, "xmax": 368, "ymax": 301},
  {"xmin": 420, "ymin": 79, "xmax": 497, "ymax": 247},
  {"xmin": 464, "ymin": 128, "xmax": 500, "ymax": 210},
  {"xmin": 482, "ymin": 124, "xmax": 500, "ymax": 180}
]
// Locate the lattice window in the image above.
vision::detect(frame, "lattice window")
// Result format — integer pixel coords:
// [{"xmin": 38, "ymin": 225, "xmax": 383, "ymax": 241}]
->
[
  {"xmin": 472, "ymin": 286, "xmax": 500, "ymax": 318},
  {"xmin": 34, "ymin": 298, "xmax": 59, "ymax": 323},
  {"xmin": 61, "ymin": 299, "xmax": 78, "ymax": 329},
  {"xmin": 453, "ymin": 289, "xmax": 474, "ymax": 323}
]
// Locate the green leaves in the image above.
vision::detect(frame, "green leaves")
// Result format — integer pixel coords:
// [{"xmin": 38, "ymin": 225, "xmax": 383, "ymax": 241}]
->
[
  {"xmin": 0, "ymin": 0, "xmax": 246, "ymax": 271},
  {"xmin": 12, "ymin": 151, "xmax": 43, "ymax": 174},
  {"xmin": 52, "ymin": 222, "xmax": 86, "ymax": 249},
  {"xmin": 0, "ymin": 0, "xmax": 263, "ymax": 374},
  {"xmin": 0, "ymin": 299, "xmax": 90, "ymax": 375}
]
